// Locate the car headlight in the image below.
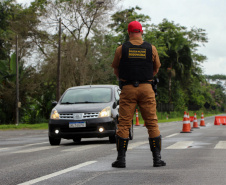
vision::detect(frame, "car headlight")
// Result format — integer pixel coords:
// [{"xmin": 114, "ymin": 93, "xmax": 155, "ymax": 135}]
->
[
  {"xmin": 50, "ymin": 109, "xmax": 60, "ymax": 120},
  {"xmin": 98, "ymin": 106, "xmax": 111, "ymax": 118}
]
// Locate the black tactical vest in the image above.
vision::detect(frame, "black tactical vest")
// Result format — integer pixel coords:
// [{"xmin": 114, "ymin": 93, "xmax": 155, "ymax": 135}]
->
[{"xmin": 119, "ymin": 41, "xmax": 153, "ymax": 81}]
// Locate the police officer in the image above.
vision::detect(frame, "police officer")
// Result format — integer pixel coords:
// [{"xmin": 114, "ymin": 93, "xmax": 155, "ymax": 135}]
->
[{"xmin": 111, "ymin": 21, "xmax": 166, "ymax": 168}]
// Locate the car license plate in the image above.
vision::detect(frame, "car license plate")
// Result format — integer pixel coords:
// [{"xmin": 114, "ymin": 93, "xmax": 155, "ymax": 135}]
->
[{"xmin": 69, "ymin": 122, "xmax": 86, "ymax": 128}]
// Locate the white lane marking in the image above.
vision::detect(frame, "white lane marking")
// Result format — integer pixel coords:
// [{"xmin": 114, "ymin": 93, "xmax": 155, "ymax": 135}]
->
[
  {"xmin": 111, "ymin": 141, "xmax": 148, "ymax": 151},
  {"xmin": 0, "ymin": 142, "xmax": 49, "ymax": 152},
  {"xmin": 164, "ymin": 133, "xmax": 179, "ymax": 138},
  {"xmin": 166, "ymin": 141, "xmax": 193, "ymax": 149},
  {"xmin": 24, "ymin": 142, "xmax": 49, "ymax": 147},
  {"xmin": 134, "ymin": 128, "xmax": 139, "ymax": 130},
  {"xmin": 18, "ymin": 161, "xmax": 97, "ymax": 185},
  {"xmin": 128, "ymin": 141, "xmax": 148, "ymax": 150},
  {"xmin": 12, "ymin": 146, "xmax": 59, "ymax": 153},
  {"xmin": 62, "ymin": 145, "xmax": 100, "ymax": 152},
  {"xmin": 214, "ymin": 141, "xmax": 226, "ymax": 149},
  {"xmin": 0, "ymin": 148, "xmax": 8, "ymax": 151}
]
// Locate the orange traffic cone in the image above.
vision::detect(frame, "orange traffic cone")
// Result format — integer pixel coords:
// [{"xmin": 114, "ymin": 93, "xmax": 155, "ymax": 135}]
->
[
  {"xmin": 192, "ymin": 113, "xmax": 200, "ymax": 129},
  {"xmin": 135, "ymin": 109, "xmax": 140, "ymax": 126},
  {"xmin": 181, "ymin": 111, "xmax": 192, "ymax": 133},
  {"xmin": 200, "ymin": 113, "xmax": 206, "ymax": 127},
  {"xmin": 187, "ymin": 112, "xmax": 193, "ymax": 131}
]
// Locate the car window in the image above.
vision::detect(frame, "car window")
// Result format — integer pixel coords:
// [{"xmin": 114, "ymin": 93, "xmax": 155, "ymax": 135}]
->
[{"xmin": 61, "ymin": 88, "xmax": 112, "ymax": 104}]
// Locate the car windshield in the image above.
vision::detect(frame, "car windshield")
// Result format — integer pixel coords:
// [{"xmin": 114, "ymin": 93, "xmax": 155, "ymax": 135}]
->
[{"xmin": 61, "ymin": 87, "xmax": 112, "ymax": 104}]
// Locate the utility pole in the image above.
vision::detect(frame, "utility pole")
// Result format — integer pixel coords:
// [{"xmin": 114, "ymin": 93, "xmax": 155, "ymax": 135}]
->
[
  {"xmin": 56, "ymin": 17, "xmax": 61, "ymax": 101},
  {"xmin": 16, "ymin": 35, "xmax": 19, "ymax": 125}
]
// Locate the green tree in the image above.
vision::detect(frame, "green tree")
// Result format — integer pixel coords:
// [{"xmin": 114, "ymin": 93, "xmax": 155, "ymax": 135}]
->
[
  {"xmin": 0, "ymin": 0, "xmax": 44, "ymax": 124},
  {"xmin": 33, "ymin": 0, "xmax": 119, "ymax": 95},
  {"xmin": 145, "ymin": 19, "xmax": 208, "ymax": 110},
  {"xmin": 109, "ymin": 6, "xmax": 151, "ymax": 43}
]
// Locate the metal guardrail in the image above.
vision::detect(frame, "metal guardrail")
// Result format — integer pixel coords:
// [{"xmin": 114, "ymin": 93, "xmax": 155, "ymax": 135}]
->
[{"xmin": 157, "ymin": 103, "xmax": 174, "ymax": 112}]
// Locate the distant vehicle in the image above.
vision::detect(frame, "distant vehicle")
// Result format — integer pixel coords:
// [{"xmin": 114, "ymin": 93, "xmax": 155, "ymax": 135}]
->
[{"xmin": 48, "ymin": 85, "xmax": 133, "ymax": 145}]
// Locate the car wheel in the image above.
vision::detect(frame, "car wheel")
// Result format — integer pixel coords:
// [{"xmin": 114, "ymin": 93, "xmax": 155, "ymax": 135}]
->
[
  {"xmin": 129, "ymin": 121, "xmax": 134, "ymax": 140},
  {"xmin": 109, "ymin": 135, "xmax": 116, "ymax": 143},
  {"xmin": 49, "ymin": 136, "xmax": 61, "ymax": 145},
  {"xmin": 73, "ymin": 138, "xmax": 81, "ymax": 143}
]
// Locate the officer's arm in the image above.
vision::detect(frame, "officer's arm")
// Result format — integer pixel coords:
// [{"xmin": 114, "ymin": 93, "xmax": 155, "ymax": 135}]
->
[
  {"xmin": 152, "ymin": 46, "xmax": 161, "ymax": 76},
  {"xmin": 153, "ymin": 69, "xmax": 159, "ymax": 76},
  {"xmin": 111, "ymin": 46, "xmax": 122, "ymax": 78},
  {"xmin": 114, "ymin": 68, "xmax": 119, "ymax": 78}
]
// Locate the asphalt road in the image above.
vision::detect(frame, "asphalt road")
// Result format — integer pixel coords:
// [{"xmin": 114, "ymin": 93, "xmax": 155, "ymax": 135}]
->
[{"xmin": 0, "ymin": 115, "xmax": 226, "ymax": 185}]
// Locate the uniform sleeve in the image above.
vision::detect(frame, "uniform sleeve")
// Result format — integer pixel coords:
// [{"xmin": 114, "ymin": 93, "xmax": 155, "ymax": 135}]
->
[
  {"xmin": 111, "ymin": 45, "xmax": 122, "ymax": 69},
  {"xmin": 152, "ymin": 45, "xmax": 161, "ymax": 72}
]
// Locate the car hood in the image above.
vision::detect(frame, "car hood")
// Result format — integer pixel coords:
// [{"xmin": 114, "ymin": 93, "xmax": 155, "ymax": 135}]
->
[{"xmin": 54, "ymin": 103, "xmax": 112, "ymax": 113}]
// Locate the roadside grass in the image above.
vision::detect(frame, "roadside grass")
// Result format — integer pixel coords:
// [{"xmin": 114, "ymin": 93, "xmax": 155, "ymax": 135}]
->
[
  {"xmin": 0, "ymin": 112, "xmax": 221, "ymax": 130},
  {"xmin": 133, "ymin": 115, "xmax": 182, "ymax": 125},
  {"xmin": 133, "ymin": 112, "xmax": 218, "ymax": 125},
  {"xmin": 0, "ymin": 123, "xmax": 48, "ymax": 130}
]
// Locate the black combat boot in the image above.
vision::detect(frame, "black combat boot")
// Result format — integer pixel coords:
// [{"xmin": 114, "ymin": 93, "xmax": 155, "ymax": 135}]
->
[
  {"xmin": 149, "ymin": 135, "xmax": 166, "ymax": 167},
  {"xmin": 112, "ymin": 136, "xmax": 129, "ymax": 168}
]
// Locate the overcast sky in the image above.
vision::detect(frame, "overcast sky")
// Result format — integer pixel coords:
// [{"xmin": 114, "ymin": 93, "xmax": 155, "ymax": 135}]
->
[{"xmin": 16, "ymin": 0, "xmax": 226, "ymax": 76}]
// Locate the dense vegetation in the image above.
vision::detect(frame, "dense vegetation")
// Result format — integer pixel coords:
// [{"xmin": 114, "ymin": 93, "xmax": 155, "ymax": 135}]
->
[{"xmin": 0, "ymin": 0, "xmax": 226, "ymax": 124}]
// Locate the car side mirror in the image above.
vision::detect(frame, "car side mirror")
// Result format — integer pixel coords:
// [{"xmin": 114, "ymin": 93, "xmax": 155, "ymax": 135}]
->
[
  {"xmin": 112, "ymin": 101, "xmax": 117, "ymax": 109},
  {"xmin": 113, "ymin": 100, "xmax": 119, "ymax": 109},
  {"xmin": 52, "ymin": 101, "xmax": 58, "ymax": 107}
]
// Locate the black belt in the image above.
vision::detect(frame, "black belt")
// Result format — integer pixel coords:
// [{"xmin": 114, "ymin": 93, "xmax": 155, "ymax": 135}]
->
[{"xmin": 119, "ymin": 80, "xmax": 153, "ymax": 88}]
